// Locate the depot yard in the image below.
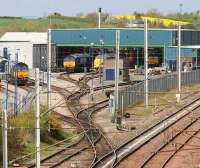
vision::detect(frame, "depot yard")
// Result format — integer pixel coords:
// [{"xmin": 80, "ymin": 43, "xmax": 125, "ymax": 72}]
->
[{"xmin": 2, "ymin": 8, "xmax": 200, "ymax": 168}]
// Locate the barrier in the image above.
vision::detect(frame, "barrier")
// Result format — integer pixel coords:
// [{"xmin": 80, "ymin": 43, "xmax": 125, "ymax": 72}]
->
[{"xmin": 117, "ymin": 70, "xmax": 200, "ymax": 110}]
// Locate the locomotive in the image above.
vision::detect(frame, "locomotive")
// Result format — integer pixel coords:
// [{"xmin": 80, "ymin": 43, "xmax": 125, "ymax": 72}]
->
[
  {"xmin": 93, "ymin": 55, "xmax": 103, "ymax": 72},
  {"xmin": 10, "ymin": 62, "xmax": 29, "ymax": 85},
  {"xmin": 63, "ymin": 53, "xmax": 92, "ymax": 72}
]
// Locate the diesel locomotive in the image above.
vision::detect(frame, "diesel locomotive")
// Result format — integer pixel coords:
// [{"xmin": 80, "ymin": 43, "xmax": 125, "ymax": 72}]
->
[
  {"xmin": 10, "ymin": 62, "xmax": 29, "ymax": 85},
  {"xmin": 63, "ymin": 53, "xmax": 92, "ymax": 72}
]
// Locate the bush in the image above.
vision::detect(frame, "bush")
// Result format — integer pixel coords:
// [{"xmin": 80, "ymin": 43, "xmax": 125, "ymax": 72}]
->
[
  {"xmin": 0, "ymin": 105, "xmax": 70, "ymax": 163},
  {"xmin": 50, "ymin": 115, "xmax": 68, "ymax": 140}
]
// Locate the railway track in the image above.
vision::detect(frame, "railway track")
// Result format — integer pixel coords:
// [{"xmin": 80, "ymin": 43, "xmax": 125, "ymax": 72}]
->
[
  {"xmin": 27, "ymin": 113, "xmax": 88, "ymax": 168},
  {"xmin": 11, "ymin": 73, "xmax": 200, "ymax": 168},
  {"xmin": 59, "ymin": 73, "xmax": 116, "ymax": 167},
  {"xmin": 15, "ymin": 72, "xmax": 136, "ymax": 167},
  {"xmin": 93, "ymin": 96, "xmax": 200, "ymax": 168},
  {"xmin": 59, "ymin": 72, "xmax": 139, "ymax": 92},
  {"xmin": 19, "ymin": 73, "xmax": 113, "ymax": 168},
  {"xmin": 13, "ymin": 73, "xmax": 112, "ymax": 168},
  {"xmin": 139, "ymin": 112, "xmax": 200, "ymax": 168}
]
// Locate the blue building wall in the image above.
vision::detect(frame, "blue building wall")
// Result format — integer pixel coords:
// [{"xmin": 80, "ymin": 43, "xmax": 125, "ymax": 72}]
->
[
  {"xmin": 51, "ymin": 28, "xmax": 200, "ymax": 71},
  {"xmin": 165, "ymin": 47, "xmax": 197, "ymax": 71},
  {"xmin": 51, "ymin": 29, "xmax": 173, "ymax": 47},
  {"xmin": 166, "ymin": 47, "xmax": 196, "ymax": 60}
]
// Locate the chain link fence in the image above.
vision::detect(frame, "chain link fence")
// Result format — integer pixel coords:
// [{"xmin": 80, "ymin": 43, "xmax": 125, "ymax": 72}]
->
[{"xmin": 118, "ymin": 69, "xmax": 200, "ymax": 110}]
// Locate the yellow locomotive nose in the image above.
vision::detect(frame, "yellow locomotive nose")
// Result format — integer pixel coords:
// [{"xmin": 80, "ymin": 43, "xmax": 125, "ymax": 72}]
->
[
  {"xmin": 94, "ymin": 58, "xmax": 102, "ymax": 69},
  {"xmin": 16, "ymin": 71, "xmax": 28, "ymax": 78},
  {"xmin": 63, "ymin": 61, "xmax": 75, "ymax": 68}
]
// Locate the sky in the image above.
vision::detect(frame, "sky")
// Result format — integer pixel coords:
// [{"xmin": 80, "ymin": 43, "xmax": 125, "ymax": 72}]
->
[{"xmin": 0, "ymin": 0, "xmax": 199, "ymax": 18}]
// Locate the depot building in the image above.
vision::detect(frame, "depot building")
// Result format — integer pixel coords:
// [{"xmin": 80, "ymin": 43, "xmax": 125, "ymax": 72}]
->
[
  {"xmin": 1, "ymin": 28, "xmax": 200, "ymax": 72},
  {"xmin": 50, "ymin": 28, "xmax": 200, "ymax": 71}
]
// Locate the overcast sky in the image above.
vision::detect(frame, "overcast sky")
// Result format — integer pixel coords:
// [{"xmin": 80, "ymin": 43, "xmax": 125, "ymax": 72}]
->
[{"xmin": 0, "ymin": 0, "xmax": 199, "ymax": 17}]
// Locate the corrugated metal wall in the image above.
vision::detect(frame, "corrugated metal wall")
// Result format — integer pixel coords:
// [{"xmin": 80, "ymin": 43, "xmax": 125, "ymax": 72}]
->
[
  {"xmin": 51, "ymin": 29, "xmax": 173, "ymax": 47},
  {"xmin": 173, "ymin": 30, "xmax": 200, "ymax": 46},
  {"xmin": 33, "ymin": 44, "xmax": 56, "ymax": 71}
]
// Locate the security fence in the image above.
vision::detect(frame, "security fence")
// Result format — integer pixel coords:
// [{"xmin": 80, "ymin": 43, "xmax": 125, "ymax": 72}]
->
[
  {"xmin": 118, "ymin": 69, "xmax": 200, "ymax": 110},
  {"xmin": 0, "ymin": 89, "xmax": 35, "ymax": 115}
]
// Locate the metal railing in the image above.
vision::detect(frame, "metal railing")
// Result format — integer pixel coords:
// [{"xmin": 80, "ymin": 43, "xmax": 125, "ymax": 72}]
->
[{"xmin": 117, "ymin": 69, "xmax": 200, "ymax": 110}]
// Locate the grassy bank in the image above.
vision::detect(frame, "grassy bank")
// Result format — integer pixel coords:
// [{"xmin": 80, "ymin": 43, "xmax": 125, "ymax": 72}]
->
[
  {"xmin": 0, "ymin": 105, "xmax": 74, "ymax": 164},
  {"xmin": 0, "ymin": 16, "xmax": 113, "ymax": 36}
]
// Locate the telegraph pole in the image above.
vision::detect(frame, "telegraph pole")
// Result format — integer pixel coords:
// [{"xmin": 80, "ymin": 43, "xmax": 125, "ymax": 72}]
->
[
  {"xmin": 14, "ymin": 49, "xmax": 19, "ymax": 116},
  {"xmin": 47, "ymin": 29, "xmax": 51, "ymax": 132},
  {"xmin": 98, "ymin": 8, "xmax": 101, "ymax": 29},
  {"xmin": 2, "ymin": 80, "xmax": 8, "ymax": 168},
  {"xmin": 115, "ymin": 30, "xmax": 120, "ymax": 121},
  {"xmin": 35, "ymin": 68, "xmax": 40, "ymax": 168},
  {"xmin": 178, "ymin": 24, "xmax": 181, "ymax": 100},
  {"xmin": 47, "ymin": 29, "xmax": 51, "ymax": 109},
  {"xmin": 2, "ymin": 57, "xmax": 9, "ymax": 168},
  {"xmin": 90, "ymin": 72, "xmax": 94, "ymax": 102},
  {"xmin": 90, "ymin": 43, "xmax": 94, "ymax": 102},
  {"xmin": 100, "ymin": 40, "xmax": 104, "ymax": 92},
  {"xmin": 144, "ymin": 18, "xmax": 149, "ymax": 107}
]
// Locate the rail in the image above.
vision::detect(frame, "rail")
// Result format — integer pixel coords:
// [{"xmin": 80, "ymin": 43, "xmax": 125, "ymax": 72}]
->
[{"xmin": 93, "ymin": 96, "xmax": 200, "ymax": 168}]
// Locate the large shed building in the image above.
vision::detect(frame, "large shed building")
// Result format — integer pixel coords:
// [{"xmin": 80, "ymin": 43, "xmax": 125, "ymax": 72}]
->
[
  {"xmin": 48, "ymin": 28, "xmax": 200, "ymax": 71},
  {"xmin": 1, "ymin": 28, "xmax": 200, "ymax": 72}
]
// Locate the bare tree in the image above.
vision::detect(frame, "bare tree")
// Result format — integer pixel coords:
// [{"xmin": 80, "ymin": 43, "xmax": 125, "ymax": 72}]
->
[
  {"xmin": 76, "ymin": 12, "xmax": 84, "ymax": 17},
  {"xmin": 87, "ymin": 12, "xmax": 109, "ymax": 23},
  {"xmin": 146, "ymin": 9, "xmax": 163, "ymax": 18}
]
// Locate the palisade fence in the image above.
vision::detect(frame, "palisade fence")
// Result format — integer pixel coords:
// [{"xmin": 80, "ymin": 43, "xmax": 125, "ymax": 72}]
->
[
  {"xmin": 118, "ymin": 69, "xmax": 200, "ymax": 110},
  {"xmin": 1, "ymin": 90, "xmax": 35, "ymax": 114},
  {"xmin": 17, "ymin": 91, "xmax": 35, "ymax": 113}
]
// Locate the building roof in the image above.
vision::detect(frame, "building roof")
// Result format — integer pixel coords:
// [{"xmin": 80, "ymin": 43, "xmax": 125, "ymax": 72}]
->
[
  {"xmin": 181, "ymin": 45, "xmax": 200, "ymax": 49},
  {"xmin": 0, "ymin": 32, "xmax": 47, "ymax": 44},
  {"xmin": 169, "ymin": 45, "xmax": 200, "ymax": 49},
  {"xmin": 50, "ymin": 28, "xmax": 200, "ymax": 31}
]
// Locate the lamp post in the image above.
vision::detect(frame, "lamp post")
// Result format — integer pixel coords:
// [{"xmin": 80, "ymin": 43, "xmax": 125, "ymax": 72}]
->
[
  {"xmin": 115, "ymin": 30, "xmax": 120, "ymax": 123},
  {"xmin": 179, "ymin": 4, "xmax": 183, "ymax": 15},
  {"xmin": 47, "ymin": 29, "xmax": 51, "ymax": 109},
  {"xmin": 144, "ymin": 18, "xmax": 149, "ymax": 107},
  {"xmin": 83, "ymin": 36, "xmax": 87, "ymax": 73},
  {"xmin": 47, "ymin": 29, "xmax": 51, "ymax": 133},
  {"xmin": 98, "ymin": 8, "xmax": 102, "ymax": 29},
  {"xmin": 14, "ymin": 49, "xmax": 19, "ymax": 116},
  {"xmin": 90, "ymin": 43, "xmax": 94, "ymax": 102},
  {"xmin": 177, "ymin": 24, "xmax": 181, "ymax": 102},
  {"xmin": 42, "ymin": 56, "xmax": 45, "ymax": 88},
  {"xmin": 35, "ymin": 68, "xmax": 40, "ymax": 168},
  {"xmin": 100, "ymin": 40, "xmax": 104, "ymax": 91},
  {"xmin": 2, "ymin": 50, "xmax": 10, "ymax": 168}
]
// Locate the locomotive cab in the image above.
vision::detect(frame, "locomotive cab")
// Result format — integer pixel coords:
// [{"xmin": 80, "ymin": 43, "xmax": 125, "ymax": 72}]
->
[
  {"xmin": 63, "ymin": 56, "xmax": 76, "ymax": 72},
  {"xmin": 11, "ymin": 62, "xmax": 29, "ymax": 85}
]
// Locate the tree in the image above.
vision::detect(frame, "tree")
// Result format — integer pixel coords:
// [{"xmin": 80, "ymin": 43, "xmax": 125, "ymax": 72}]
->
[
  {"xmin": 76, "ymin": 12, "xmax": 84, "ymax": 17},
  {"xmin": 87, "ymin": 12, "xmax": 109, "ymax": 23},
  {"xmin": 146, "ymin": 9, "xmax": 163, "ymax": 18}
]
